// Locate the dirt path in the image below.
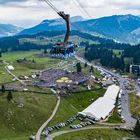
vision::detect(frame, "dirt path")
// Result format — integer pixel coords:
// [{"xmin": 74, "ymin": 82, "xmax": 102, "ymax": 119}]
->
[
  {"xmin": 3, "ymin": 60, "xmax": 25, "ymax": 85},
  {"xmin": 36, "ymin": 94, "xmax": 60, "ymax": 140}
]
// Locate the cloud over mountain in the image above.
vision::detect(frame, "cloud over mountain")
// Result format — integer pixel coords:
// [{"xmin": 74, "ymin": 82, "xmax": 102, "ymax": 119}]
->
[{"xmin": 0, "ymin": 0, "xmax": 140, "ymax": 27}]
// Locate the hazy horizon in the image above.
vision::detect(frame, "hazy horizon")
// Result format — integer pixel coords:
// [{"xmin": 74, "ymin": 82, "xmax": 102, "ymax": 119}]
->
[{"xmin": 0, "ymin": 0, "xmax": 140, "ymax": 28}]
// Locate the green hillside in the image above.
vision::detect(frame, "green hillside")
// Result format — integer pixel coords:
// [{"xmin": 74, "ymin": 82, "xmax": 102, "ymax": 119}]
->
[{"xmin": 0, "ymin": 92, "xmax": 57, "ymax": 140}]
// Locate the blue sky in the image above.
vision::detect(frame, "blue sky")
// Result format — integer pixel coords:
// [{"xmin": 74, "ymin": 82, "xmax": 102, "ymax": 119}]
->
[{"xmin": 0, "ymin": 0, "xmax": 140, "ymax": 27}]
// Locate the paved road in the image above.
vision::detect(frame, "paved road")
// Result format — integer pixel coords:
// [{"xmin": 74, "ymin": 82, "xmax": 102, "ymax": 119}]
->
[
  {"xmin": 45, "ymin": 126, "xmax": 120, "ymax": 140},
  {"xmin": 75, "ymin": 55, "xmax": 136, "ymax": 128},
  {"xmin": 119, "ymin": 78, "xmax": 136, "ymax": 129},
  {"xmin": 37, "ymin": 55, "xmax": 136, "ymax": 140},
  {"xmin": 36, "ymin": 92, "xmax": 60, "ymax": 140}
]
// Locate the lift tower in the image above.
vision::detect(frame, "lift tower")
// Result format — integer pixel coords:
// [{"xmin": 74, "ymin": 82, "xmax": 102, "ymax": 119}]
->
[{"xmin": 57, "ymin": 11, "xmax": 70, "ymax": 46}]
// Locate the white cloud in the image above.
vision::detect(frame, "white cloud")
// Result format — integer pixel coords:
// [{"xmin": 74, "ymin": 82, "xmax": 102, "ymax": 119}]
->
[
  {"xmin": 0, "ymin": 0, "xmax": 139, "ymax": 27},
  {"xmin": 106, "ymin": 0, "xmax": 140, "ymax": 10}
]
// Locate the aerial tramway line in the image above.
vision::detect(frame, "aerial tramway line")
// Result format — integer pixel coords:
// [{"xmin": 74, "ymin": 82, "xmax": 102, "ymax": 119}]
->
[
  {"xmin": 41, "ymin": 0, "xmax": 75, "ymax": 59},
  {"xmin": 41, "ymin": 0, "xmax": 91, "ymax": 59}
]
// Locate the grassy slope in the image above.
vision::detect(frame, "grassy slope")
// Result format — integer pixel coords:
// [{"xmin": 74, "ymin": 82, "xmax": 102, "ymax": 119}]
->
[
  {"xmin": 48, "ymin": 88, "xmax": 122, "ymax": 128},
  {"xmin": 0, "ymin": 51, "xmax": 61, "ymax": 83},
  {"xmin": 19, "ymin": 35, "xmax": 99, "ymax": 48},
  {"xmin": 108, "ymin": 97, "xmax": 122, "ymax": 123},
  {"xmin": 129, "ymin": 93, "xmax": 140, "ymax": 118},
  {"xmin": 0, "ymin": 92, "xmax": 57, "ymax": 140},
  {"xmin": 63, "ymin": 89, "xmax": 105, "ymax": 112},
  {"xmin": 0, "ymin": 51, "xmax": 123, "ymax": 140},
  {"xmin": 53, "ymin": 129, "xmax": 133, "ymax": 140},
  {"xmin": 0, "ymin": 51, "xmax": 63, "ymax": 140},
  {"xmin": 0, "ymin": 64, "xmax": 13, "ymax": 84},
  {"xmin": 113, "ymin": 49, "xmax": 123, "ymax": 58},
  {"xmin": 49, "ymin": 89, "xmax": 105, "ymax": 126},
  {"xmin": 0, "ymin": 51, "xmax": 38, "ymax": 84},
  {"xmin": 2, "ymin": 51, "xmax": 38, "ymax": 62},
  {"xmin": 48, "ymin": 98, "xmax": 78, "ymax": 126}
]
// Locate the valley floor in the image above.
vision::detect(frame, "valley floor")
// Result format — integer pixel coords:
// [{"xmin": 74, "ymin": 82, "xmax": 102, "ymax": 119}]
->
[{"xmin": 0, "ymin": 51, "xmax": 137, "ymax": 140}]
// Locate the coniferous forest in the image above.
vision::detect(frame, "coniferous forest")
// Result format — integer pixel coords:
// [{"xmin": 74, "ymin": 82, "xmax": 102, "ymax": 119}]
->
[
  {"xmin": 0, "ymin": 31, "xmax": 140, "ymax": 72},
  {"xmin": 84, "ymin": 43, "xmax": 140, "ymax": 71},
  {"xmin": 84, "ymin": 44, "xmax": 125, "ymax": 71}
]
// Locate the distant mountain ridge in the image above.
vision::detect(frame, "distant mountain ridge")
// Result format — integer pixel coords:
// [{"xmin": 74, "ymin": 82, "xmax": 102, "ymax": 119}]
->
[
  {"xmin": 74, "ymin": 14, "xmax": 140, "ymax": 44},
  {"xmin": 19, "ymin": 14, "xmax": 140, "ymax": 44},
  {"xmin": 19, "ymin": 16, "xmax": 85, "ymax": 35},
  {"xmin": 0, "ymin": 24, "xmax": 23, "ymax": 38},
  {"xmin": 41, "ymin": 15, "xmax": 85, "ymax": 25}
]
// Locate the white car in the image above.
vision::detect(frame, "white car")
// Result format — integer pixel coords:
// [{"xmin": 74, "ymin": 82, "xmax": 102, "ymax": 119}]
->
[
  {"xmin": 118, "ymin": 109, "xmax": 122, "ymax": 113},
  {"xmin": 29, "ymin": 135, "xmax": 35, "ymax": 140},
  {"xmin": 23, "ymin": 88, "xmax": 28, "ymax": 91}
]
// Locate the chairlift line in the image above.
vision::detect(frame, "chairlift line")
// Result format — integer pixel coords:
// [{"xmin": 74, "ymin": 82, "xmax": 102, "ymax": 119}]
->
[
  {"xmin": 39, "ymin": 0, "xmax": 85, "ymax": 58},
  {"xmin": 40, "ymin": 0, "xmax": 87, "ymax": 36},
  {"xmin": 41, "ymin": 0, "xmax": 71, "ymax": 46}
]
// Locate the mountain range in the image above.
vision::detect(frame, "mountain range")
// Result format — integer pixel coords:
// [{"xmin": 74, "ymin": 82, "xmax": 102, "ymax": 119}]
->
[
  {"xmin": 19, "ymin": 14, "xmax": 140, "ymax": 44},
  {"xmin": 0, "ymin": 24, "xmax": 23, "ymax": 38},
  {"xmin": 19, "ymin": 16, "xmax": 85, "ymax": 35},
  {"xmin": 1, "ymin": 15, "xmax": 140, "ymax": 44},
  {"xmin": 76, "ymin": 14, "xmax": 140, "ymax": 44}
]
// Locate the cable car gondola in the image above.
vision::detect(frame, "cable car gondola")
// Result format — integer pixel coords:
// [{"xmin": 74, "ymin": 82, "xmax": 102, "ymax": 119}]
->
[{"xmin": 42, "ymin": 0, "xmax": 76, "ymax": 59}]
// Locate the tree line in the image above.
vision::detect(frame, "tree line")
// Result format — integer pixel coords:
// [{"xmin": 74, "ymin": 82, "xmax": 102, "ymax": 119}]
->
[
  {"xmin": 84, "ymin": 44, "xmax": 125, "ymax": 71},
  {"xmin": 0, "ymin": 36, "xmax": 53, "ymax": 52},
  {"xmin": 124, "ymin": 44, "xmax": 140, "ymax": 65},
  {"xmin": 0, "ymin": 30, "xmax": 133, "ymax": 53}
]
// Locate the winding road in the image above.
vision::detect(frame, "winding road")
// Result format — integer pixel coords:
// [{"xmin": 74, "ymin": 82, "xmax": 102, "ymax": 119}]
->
[
  {"xmin": 75, "ymin": 55, "xmax": 136, "ymax": 128},
  {"xmin": 37, "ymin": 55, "xmax": 136, "ymax": 140}
]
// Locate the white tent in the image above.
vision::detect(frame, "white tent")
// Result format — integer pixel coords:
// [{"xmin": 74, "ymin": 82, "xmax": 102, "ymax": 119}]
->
[
  {"xmin": 7, "ymin": 65, "xmax": 14, "ymax": 71},
  {"xmin": 136, "ymin": 92, "xmax": 140, "ymax": 98},
  {"xmin": 104, "ymin": 85, "xmax": 120, "ymax": 101},
  {"xmin": 81, "ymin": 85, "xmax": 120, "ymax": 120}
]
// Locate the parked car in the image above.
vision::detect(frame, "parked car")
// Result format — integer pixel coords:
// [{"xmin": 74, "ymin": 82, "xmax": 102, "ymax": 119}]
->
[
  {"xmin": 42, "ymin": 130, "xmax": 49, "ymax": 137},
  {"xmin": 29, "ymin": 135, "xmax": 35, "ymax": 140},
  {"xmin": 89, "ymin": 120, "xmax": 95, "ymax": 124}
]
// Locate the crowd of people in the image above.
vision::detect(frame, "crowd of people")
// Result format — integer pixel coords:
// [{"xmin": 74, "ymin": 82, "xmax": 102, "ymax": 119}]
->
[{"xmin": 36, "ymin": 69, "xmax": 88, "ymax": 88}]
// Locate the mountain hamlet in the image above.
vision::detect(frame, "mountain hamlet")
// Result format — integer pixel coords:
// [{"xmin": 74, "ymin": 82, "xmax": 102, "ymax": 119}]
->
[{"xmin": 0, "ymin": 1, "xmax": 140, "ymax": 140}]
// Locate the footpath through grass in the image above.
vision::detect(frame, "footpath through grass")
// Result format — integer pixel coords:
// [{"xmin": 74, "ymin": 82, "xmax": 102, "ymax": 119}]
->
[
  {"xmin": 0, "ymin": 51, "xmax": 61, "ymax": 84},
  {"xmin": 0, "ymin": 92, "xmax": 57, "ymax": 140},
  {"xmin": 49, "ymin": 89, "xmax": 105, "ymax": 126},
  {"xmin": 0, "ymin": 64, "xmax": 13, "ymax": 84}
]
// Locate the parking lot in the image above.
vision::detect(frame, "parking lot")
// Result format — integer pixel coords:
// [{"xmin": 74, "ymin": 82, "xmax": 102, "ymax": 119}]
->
[{"xmin": 41, "ymin": 113, "xmax": 98, "ymax": 138}]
